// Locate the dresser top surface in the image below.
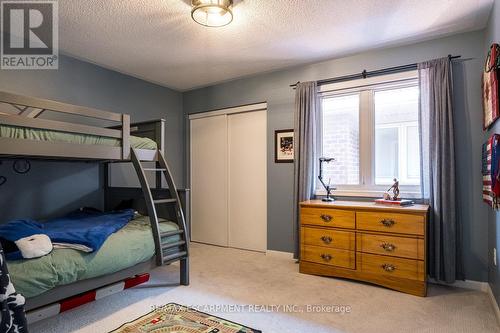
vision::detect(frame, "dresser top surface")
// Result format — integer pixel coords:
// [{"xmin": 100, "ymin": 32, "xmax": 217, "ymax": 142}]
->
[{"xmin": 300, "ymin": 200, "xmax": 429, "ymax": 213}]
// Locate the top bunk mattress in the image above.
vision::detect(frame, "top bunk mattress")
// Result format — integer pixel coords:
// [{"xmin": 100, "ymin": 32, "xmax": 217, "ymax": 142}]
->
[
  {"xmin": 0, "ymin": 124, "xmax": 157, "ymax": 150},
  {"xmin": 7, "ymin": 215, "xmax": 180, "ymax": 298}
]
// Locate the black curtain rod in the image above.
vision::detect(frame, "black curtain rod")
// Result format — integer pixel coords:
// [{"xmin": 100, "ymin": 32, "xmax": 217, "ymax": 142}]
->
[{"xmin": 290, "ymin": 54, "xmax": 461, "ymax": 88}]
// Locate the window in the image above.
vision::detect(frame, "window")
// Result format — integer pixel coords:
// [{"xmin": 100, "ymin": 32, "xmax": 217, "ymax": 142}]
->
[
  {"xmin": 374, "ymin": 86, "xmax": 420, "ymax": 185},
  {"xmin": 318, "ymin": 72, "xmax": 421, "ymax": 197},
  {"xmin": 321, "ymin": 94, "xmax": 360, "ymax": 185}
]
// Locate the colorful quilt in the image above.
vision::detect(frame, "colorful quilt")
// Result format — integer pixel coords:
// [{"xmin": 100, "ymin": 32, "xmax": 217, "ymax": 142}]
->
[
  {"xmin": 483, "ymin": 134, "xmax": 500, "ymax": 209},
  {"xmin": 110, "ymin": 303, "xmax": 261, "ymax": 333}
]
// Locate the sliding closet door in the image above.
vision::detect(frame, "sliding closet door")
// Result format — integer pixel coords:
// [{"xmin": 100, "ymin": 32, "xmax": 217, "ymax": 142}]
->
[
  {"xmin": 190, "ymin": 115, "xmax": 228, "ymax": 246},
  {"xmin": 228, "ymin": 111, "xmax": 267, "ymax": 252}
]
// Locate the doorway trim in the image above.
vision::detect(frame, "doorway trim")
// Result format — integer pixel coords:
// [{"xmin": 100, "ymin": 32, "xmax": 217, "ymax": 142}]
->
[{"xmin": 188, "ymin": 102, "xmax": 267, "ymax": 120}]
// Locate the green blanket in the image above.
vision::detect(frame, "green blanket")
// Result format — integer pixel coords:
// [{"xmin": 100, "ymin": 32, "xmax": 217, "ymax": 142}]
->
[
  {"xmin": 0, "ymin": 124, "xmax": 157, "ymax": 150},
  {"xmin": 7, "ymin": 216, "xmax": 179, "ymax": 298}
]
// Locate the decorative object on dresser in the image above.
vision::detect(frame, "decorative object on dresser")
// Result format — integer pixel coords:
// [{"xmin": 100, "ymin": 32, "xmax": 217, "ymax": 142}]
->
[
  {"xmin": 375, "ymin": 178, "xmax": 413, "ymax": 206},
  {"xmin": 376, "ymin": 178, "xmax": 414, "ymax": 206},
  {"xmin": 318, "ymin": 157, "xmax": 336, "ymax": 202},
  {"xmin": 299, "ymin": 200, "xmax": 429, "ymax": 296},
  {"xmin": 385, "ymin": 178, "xmax": 400, "ymax": 200},
  {"xmin": 375, "ymin": 198, "xmax": 414, "ymax": 206}
]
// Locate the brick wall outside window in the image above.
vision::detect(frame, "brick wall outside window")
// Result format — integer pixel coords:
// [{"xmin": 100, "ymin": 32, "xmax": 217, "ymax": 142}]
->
[{"xmin": 321, "ymin": 108, "xmax": 359, "ymax": 185}]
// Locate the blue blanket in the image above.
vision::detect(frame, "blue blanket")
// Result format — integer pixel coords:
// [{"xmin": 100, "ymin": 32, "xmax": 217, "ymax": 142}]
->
[{"xmin": 0, "ymin": 209, "xmax": 135, "ymax": 260}]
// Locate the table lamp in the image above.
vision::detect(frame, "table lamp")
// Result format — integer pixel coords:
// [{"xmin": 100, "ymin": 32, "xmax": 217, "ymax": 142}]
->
[{"xmin": 318, "ymin": 157, "xmax": 336, "ymax": 202}]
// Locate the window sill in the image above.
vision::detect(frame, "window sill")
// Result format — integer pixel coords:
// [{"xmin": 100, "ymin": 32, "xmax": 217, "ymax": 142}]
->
[{"xmin": 315, "ymin": 189, "xmax": 422, "ymax": 199}]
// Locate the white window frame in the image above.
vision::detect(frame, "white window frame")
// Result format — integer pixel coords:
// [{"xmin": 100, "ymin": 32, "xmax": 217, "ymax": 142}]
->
[{"xmin": 316, "ymin": 71, "xmax": 421, "ymax": 198}]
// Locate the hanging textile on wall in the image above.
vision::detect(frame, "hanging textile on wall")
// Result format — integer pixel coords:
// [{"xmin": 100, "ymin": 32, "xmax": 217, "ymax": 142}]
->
[
  {"xmin": 483, "ymin": 43, "xmax": 500, "ymax": 130},
  {"xmin": 482, "ymin": 134, "xmax": 500, "ymax": 209}
]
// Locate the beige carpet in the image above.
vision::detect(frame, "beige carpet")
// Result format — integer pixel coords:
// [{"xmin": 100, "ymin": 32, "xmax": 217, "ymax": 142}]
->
[{"xmin": 30, "ymin": 243, "xmax": 499, "ymax": 333}]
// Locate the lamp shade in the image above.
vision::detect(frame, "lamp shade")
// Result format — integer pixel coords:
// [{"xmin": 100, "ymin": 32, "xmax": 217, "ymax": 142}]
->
[{"xmin": 191, "ymin": 0, "xmax": 233, "ymax": 27}]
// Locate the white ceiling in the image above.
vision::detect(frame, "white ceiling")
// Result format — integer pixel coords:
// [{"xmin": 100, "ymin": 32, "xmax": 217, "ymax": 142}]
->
[{"xmin": 59, "ymin": 0, "xmax": 494, "ymax": 91}]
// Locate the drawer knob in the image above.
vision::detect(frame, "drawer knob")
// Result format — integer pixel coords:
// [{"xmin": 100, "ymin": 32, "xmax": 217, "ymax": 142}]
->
[
  {"xmin": 380, "ymin": 219, "xmax": 395, "ymax": 227},
  {"xmin": 380, "ymin": 243, "xmax": 396, "ymax": 252},
  {"xmin": 320, "ymin": 214, "xmax": 333, "ymax": 222},
  {"xmin": 382, "ymin": 263, "xmax": 396, "ymax": 272},
  {"xmin": 320, "ymin": 253, "xmax": 333, "ymax": 262},
  {"xmin": 320, "ymin": 236, "xmax": 333, "ymax": 244}
]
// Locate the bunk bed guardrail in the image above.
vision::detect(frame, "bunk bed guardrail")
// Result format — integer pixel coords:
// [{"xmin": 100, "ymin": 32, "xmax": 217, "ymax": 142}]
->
[{"xmin": 0, "ymin": 91, "xmax": 131, "ymax": 160}]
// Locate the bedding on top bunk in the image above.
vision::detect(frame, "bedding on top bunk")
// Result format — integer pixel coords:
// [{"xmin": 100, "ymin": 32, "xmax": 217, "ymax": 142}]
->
[
  {"xmin": 0, "ymin": 124, "xmax": 157, "ymax": 149},
  {"xmin": 6, "ymin": 215, "xmax": 180, "ymax": 298}
]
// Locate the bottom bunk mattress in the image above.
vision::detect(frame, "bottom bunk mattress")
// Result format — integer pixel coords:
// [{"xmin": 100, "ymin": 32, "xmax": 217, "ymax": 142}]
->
[{"xmin": 7, "ymin": 215, "xmax": 180, "ymax": 299}]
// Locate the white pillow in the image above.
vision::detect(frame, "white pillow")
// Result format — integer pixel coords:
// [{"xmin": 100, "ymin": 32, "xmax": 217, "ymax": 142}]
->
[{"xmin": 14, "ymin": 234, "xmax": 53, "ymax": 259}]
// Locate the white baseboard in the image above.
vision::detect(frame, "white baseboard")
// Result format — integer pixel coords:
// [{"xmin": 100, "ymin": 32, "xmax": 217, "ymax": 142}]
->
[
  {"xmin": 487, "ymin": 283, "xmax": 500, "ymax": 327},
  {"xmin": 266, "ymin": 250, "xmax": 294, "ymax": 259}
]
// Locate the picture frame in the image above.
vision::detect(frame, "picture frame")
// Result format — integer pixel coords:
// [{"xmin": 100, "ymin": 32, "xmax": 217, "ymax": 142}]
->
[{"xmin": 275, "ymin": 129, "xmax": 294, "ymax": 163}]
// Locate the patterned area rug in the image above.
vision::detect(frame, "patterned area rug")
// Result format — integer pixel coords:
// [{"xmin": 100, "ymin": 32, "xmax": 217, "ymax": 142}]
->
[{"xmin": 110, "ymin": 303, "xmax": 262, "ymax": 333}]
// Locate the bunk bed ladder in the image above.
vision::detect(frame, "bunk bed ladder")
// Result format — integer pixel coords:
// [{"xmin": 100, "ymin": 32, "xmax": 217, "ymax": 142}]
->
[{"xmin": 130, "ymin": 148, "xmax": 189, "ymax": 286}]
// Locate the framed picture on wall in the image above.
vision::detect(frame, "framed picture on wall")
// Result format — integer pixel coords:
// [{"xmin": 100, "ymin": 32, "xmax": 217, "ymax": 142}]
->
[{"xmin": 275, "ymin": 129, "xmax": 294, "ymax": 163}]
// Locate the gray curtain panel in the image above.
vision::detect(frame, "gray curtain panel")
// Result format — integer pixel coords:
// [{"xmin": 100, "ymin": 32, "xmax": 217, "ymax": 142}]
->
[
  {"xmin": 293, "ymin": 81, "xmax": 318, "ymax": 259},
  {"xmin": 418, "ymin": 57, "xmax": 464, "ymax": 283}
]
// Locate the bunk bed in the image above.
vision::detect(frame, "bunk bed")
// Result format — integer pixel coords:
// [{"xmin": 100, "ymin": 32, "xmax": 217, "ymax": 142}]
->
[{"xmin": 0, "ymin": 90, "xmax": 189, "ymax": 313}]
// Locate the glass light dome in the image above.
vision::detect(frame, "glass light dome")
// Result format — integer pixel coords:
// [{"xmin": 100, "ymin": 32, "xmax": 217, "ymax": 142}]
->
[{"xmin": 191, "ymin": 0, "xmax": 233, "ymax": 27}]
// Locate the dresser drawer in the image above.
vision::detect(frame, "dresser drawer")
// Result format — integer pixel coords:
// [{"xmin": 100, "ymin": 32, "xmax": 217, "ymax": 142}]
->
[
  {"xmin": 356, "ymin": 212, "xmax": 424, "ymax": 235},
  {"xmin": 302, "ymin": 245, "xmax": 355, "ymax": 269},
  {"xmin": 357, "ymin": 233, "xmax": 424, "ymax": 260},
  {"xmin": 303, "ymin": 226, "xmax": 355, "ymax": 250},
  {"xmin": 359, "ymin": 253, "xmax": 424, "ymax": 281},
  {"xmin": 301, "ymin": 207, "xmax": 355, "ymax": 229}
]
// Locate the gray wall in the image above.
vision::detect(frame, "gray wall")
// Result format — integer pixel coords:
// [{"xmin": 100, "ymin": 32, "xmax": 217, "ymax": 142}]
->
[
  {"xmin": 0, "ymin": 27, "xmax": 491, "ymax": 283},
  {"xmin": 183, "ymin": 31, "xmax": 489, "ymax": 282},
  {"xmin": 485, "ymin": 0, "xmax": 500, "ymax": 305},
  {"xmin": 0, "ymin": 54, "xmax": 183, "ymax": 221}
]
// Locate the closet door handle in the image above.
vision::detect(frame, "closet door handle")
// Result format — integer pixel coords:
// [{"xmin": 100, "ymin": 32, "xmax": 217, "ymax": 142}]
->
[{"xmin": 320, "ymin": 214, "xmax": 333, "ymax": 222}]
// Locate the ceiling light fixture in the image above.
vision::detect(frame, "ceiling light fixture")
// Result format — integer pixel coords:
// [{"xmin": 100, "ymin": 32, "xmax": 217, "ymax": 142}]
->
[{"xmin": 191, "ymin": 0, "xmax": 233, "ymax": 27}]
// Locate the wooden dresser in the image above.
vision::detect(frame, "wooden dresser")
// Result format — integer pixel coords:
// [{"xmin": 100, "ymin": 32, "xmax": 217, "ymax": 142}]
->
[{"xmin": 299, "ymin": 200, "xmax": 429, "ymax": 296}]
